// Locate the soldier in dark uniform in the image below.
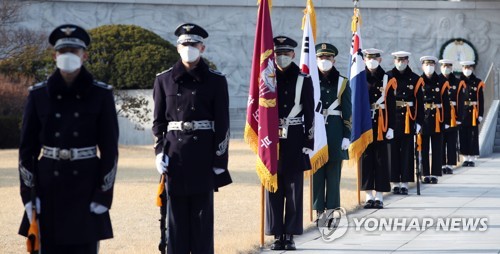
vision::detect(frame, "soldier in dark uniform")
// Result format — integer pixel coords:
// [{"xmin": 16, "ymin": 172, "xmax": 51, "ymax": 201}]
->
[
  {"xmin": 419, "ymin": 56, "xmax": 450, "ymax": 184},
  {"xmin": 360, "ymin": 48, "xmax": 394, "ymax": 209},
  {"xmin": 152, "ymin": 23, "xmax": 232, "ymax": 254},
  {"xmin": 439, "ymin": 59, "xmax": 462, "ymax": 174},
  {"xmin": 266, "ymin": 36, "xmax": 314, "ymax": 251},
  {"xmin": 18, "ymin": 24, "xmax": 119, "ymax": 253},
  {"xmin": 386, "ymin": 51, "xmax": 424, "ymax": 195},
  {"xmin": 312, "ymin": 43, "xmax": 352, "ymax": 214},
  {"xmin": 458, "ymin": 61, "xmax": 484, "ymax": 167}
]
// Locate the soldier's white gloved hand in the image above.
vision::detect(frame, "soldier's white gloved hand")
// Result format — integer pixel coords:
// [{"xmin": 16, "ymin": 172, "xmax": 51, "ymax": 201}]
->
[
  {"xmin": 25, "ymin": 197, "xmax": 41, "ymax": 223},
  {"xmin": 90, "ymin": 202, "xmax": 108, "ymax": 214},
  {"xmin": 341, "ymin": 138, "xmax": 350, "ymax": 150},
  {"xmin": 445, "ymin": 124, "xmax": 450, "ymax": 129},
  {"xmin": 416, "ymin": 124, "xmax": 422, "ymax": 134},
  {"xmin": 456, "ymin": 121, "xmax": 462, "ymax": 125},
  {"xmin": 156, "ymin": 153, "xmax": 168, "ymax": 174},
  {"xmin": 478, "ymin": 116, "xmax": 483, "ymax": 123},
  {"xmin": 302, "ymin": 147, "xmax": 312, "ymax": 154},
  {"xmin": 385, "ymin": 128, "xmax": 394, "ymax": 140},
  {"xmin": 213, "ymin": 167, "xmax": 225, "ymax": 175}
]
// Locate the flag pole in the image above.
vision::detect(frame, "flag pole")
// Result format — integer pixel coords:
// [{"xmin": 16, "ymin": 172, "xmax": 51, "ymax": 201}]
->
[
  {"xmin": 260, "ymin": 185, "xmax": 265, "ymax": 248},
  {"xmin": 354, "ymin": 0, "xmax": 361, "ymax": 206}
]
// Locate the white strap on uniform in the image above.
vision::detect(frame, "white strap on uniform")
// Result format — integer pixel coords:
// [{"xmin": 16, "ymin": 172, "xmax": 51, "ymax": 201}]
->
[
  {"xmin": 374, "ymin": 74, "xmax": 388, "ymax": 106},
  {"xmin": 325, "ymin": 77, "xmax": 346, "ymax": 114},
  {"xmin": 287, "ymin": 75, "xmax": 304, "ymax": 118}
]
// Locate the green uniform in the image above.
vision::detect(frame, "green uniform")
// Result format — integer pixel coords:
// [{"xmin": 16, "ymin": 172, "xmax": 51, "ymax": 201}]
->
[{"xmin": 313, "ymin": 66, "xmax": 352, "ymax": 211}]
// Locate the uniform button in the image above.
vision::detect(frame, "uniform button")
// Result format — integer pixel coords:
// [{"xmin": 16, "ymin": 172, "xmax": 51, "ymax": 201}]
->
[
  {"xmin": 177, "ymin": 93, "xmax": 181, "ymax": 97},
  {"xmin": 178, "ymin": 138, "xmax": 183, "ymax": 142},
  {"xmin": 177, "ymin": 108, "xmax": 181, "ymax": 111},
  {"xmin": 191, "ymin": 107, "xmax": 195, "ymax": 111},
  {"xmin": 73, "ymin": 170, "xmax": 78, "ymax": 175},
  {"xmin": 326, "ymin": 90, "xmax": 330, "ymax": 93},
  {"xmin": 326, "ymin": 101, "xmax": 329, "ymax": 104},
  {"xmin": 284, "ymin": 104, "xmax": 287, "ymax": 108},
  {"xmin": 55, "ymin": 113, "xmax": 61, "ymax": 118},
  {"xmin": 54, "ymin": 171, "xmax": 59, "ymax": 176},
  {"xmin": 402, "ymin": 112, "xmax": 405, "ymax": 115},
  {"xmin": 192, "ymin": 91, "xmax": 196, "ymax": 95},
  {"xmin": 432, "ymin": 114, "xmax": 435, "ymax": 117},
  {"xmin": 73, "ymin": 131, "xmax": 79, "ymax": 137},
  {"xmin": 284, "ymin": 91, "xmax": 288, "ymax": 95},
  {"xmin": 193, "ymin": 136, "xmax": 198, "ymax": 141},
  {"xmin": 57, "ymin": 95, "xmax": 62, "ymax": 100},
  {"xmin": 424, "ymin": 96, "xmax": 427, "ymax": 99},
  {"xmin": 403, "ymin": 92, "xmax": 406, "ymax": 95},
  {"xmin": 76, "ymin": 95, "xmax": 81, "ymax": 99},
  {"xmin": 74, "ymin": 112, "xmax": 79, "ymax": 118},
  {"xmin": 55, "ymin": 132, "xmax": 60, "ymax": 137}
]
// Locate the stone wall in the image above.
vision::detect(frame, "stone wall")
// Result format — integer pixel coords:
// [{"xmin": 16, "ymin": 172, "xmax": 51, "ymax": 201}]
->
[{"xmin": 18, "ymin": 0, "xmax": 500, "ymax": 143}]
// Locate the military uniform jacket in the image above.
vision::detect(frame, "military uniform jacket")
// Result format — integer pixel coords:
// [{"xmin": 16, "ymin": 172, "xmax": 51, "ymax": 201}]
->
[
  {"xmin": 153, "ymin": 59, "xmax": 231, "ymax": 196},
  {"xmin": 320, "ymin": 66, "xmax": 352, "ymax": 160},
  {"xmin": 439, "ymin": 73, "xmax": 462, "ymax": 130},
  {"xmin": 459, "ymin": 73, "xmax": 485, "ymax": 127},
  {"xmin": 366, "ymin": 66, "xmax": 395, "ymax": 142},
  {"xmin": 18, "ymin": 67, "xmax": 119, "ymax": 244},
  {"xmin": 386, "ymin": 67, "xmax": 424, "ymax": 138},
  {"xmin": 276, "ymin": 63, "xmax": 314, "ymax": 173},
  {"xmin": 420, "ymin": 72, "xmax": 451, "ymax": 136}
]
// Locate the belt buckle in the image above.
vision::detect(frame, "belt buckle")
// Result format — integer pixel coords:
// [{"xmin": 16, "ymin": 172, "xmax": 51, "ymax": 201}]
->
[
  {"xmin": 279, "ymin": 126, "xmax": 288, "ymax": 139},
  {"xmin": 59, "ymin": 149, "xmax": 71, "ymax": 160},
  {"xmin": 182, "ymin": 121, "xmax": 193, "ymax": 131}
]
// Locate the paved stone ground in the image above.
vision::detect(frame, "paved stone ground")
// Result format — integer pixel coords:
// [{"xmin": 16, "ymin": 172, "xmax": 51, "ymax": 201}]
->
[{"xmin": 263, "ymin": 154, "xmax": 500, "ymax": 253}]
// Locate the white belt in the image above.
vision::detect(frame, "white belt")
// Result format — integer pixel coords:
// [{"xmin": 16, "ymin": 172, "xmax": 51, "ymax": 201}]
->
[
  {"xmin": 371, "ymin": 103, "xmax": 385, "ymax": 110},
  {"xmin": 396, "ymin": 101, "xmax": 414, "ymax": 107},
  {"xmin": 322, "ymin": 108, "xmax": 342, "ymax": 117},
  {"xmin": 424, "ymin": 103, "xmax": 442, "ymax": 109},
  {"xmin": 167, "ymin": 120, "xmax": 214, "ymax": 132},
  {"xmin": 43, "ymin": 146, "xmax": 97, "ymax": 161},
  {"xmin": 279, "ymin": 117, "xmax": 303, "ymax": 127},
  {"xmin": 450, "ymin": 101, "xmax": 457, "ymax": 106}
]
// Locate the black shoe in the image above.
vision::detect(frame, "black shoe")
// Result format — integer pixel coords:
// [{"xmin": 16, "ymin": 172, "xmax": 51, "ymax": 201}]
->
[
  {"xmin": 315, "ymin": 210, "xmax": 323, "ymax": 227},
  {"xmin": 422, "ymin": 176, "xmax": 431, "ymax": 184},
  {"xmin": 392, "ymin": 186, "xmax": 400, "ymax": 194},
  {"xmin": 364, "ymin": 200, "xmax": 375, "ymax": 209},
  {"xmin": 400, "ymin": 187, "xmax": 408, "ymax": 195},
  {"xmin": 430, "ymin": 177, "xmax": 438, "ymax": 184},
  {"xmin": 270, "ymin": 235, "xmax": 284, "ymax": 250},
  {"xmin": 373, "ymin": 200, "xmax": 384, "ymax": 209},
  {"xmin": 446, "ymin": 167, "xmax": 454, "ymax": 174},
  {"xmin": 442, "ymin": 167, "xmax": 448, "ymax": 174},
  {"xmin": 463, "ymin": 161, "xmax": 470, "ymax": 167},
  {"xmin": 469, "ymin": 161, "xmax": 475, "ymax": 167},
  {"xmin": 285, "ymin": 235, "xmax": 297, "ymax": 250}
]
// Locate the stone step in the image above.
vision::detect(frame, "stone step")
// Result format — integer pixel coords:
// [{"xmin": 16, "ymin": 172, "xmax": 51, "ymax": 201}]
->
[
  {"xmin": 496, "ymin": 138, "xmax": 500, "ymax": 146},
  {"xmin": 493, "ymin": 146, "xmax": 500, "ymax": 154}
]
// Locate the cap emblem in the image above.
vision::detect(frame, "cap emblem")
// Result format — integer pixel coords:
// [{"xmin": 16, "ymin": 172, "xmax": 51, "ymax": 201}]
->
[
  {"xmin": 61, "ymin": 27, "xmax": 76, "ymax": 36},
  {"xmin": 276, "ymin": 37, "xmax": 286, "ymax": 43},
  {"xmin": 183, "ymin": 25, "xmax": 194, "ymax": 32}
]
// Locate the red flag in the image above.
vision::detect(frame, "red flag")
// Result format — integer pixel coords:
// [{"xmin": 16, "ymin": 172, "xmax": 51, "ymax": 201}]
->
[{"xmin": 244, "ymin": 0, "xmax": 278, "ymax": 192}]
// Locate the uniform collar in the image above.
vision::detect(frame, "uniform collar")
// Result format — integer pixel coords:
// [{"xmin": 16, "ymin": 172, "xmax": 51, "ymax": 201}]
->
[
  {"xmin": 319, "ymin": 65, "xmax": 340, "ymax": 85},
  {"xmin": 172, "ymin": 58, "xmax": 209, "ymax": 82},
  {"xmin": 47, "ymin": 66, "xmax": 94, "ymax": 98},
  {"xmin": 276, "ymin": 62, "xmax": 299, "ymax": 79},
  {"xmin": 392, "ymin": 66, "xmax": 413, "ymax": 78},
  {"xmin": 422, "ymin": 72, "xmax": 439, "ymax": 84}
]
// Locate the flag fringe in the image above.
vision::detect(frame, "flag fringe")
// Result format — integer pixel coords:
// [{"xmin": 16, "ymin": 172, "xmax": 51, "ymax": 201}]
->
[
  {"xmin": 305, "ymin": 145, "xmax": 329, "ymax": 176},
  {"xmin": 347, "ymin": 130, "xmax": 373, "ymax": 167},
  {"xmin": 244, "ymin": 122, "xmax": 278, "ymax": 192}
]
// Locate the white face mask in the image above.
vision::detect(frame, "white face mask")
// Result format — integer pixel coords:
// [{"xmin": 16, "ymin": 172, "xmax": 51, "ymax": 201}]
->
[
  {"xmin": 365, "ymin": 59, "xmax": 379, "ymax": 70},
  {"xmin": 395, "ymin": 62, "xmax": 407, "ymax": 71},
  {"xmin": 317, "ymin": 59, "xmax": 333, "ymax": 72},
  {"xmin": 56, "ymin": 53, "xmax": 82, "ymax": 73},
  {"xmin": 441, "ymin": 67, "xmax": 452, "ymax": 75},
  {"xmin": 276, "ymin": 55, "xmax": 292, "ymax": 69},
  {"xmin": 423, "ymin": 65, "xmax": 435, "ymax": 76},
  {"xmin": 179, "ymin": 46, "xmax": 200, "ymax": 63},
  {"xmin": 463, "ymin": 69, "xmax": 473, "ymax": 77}
]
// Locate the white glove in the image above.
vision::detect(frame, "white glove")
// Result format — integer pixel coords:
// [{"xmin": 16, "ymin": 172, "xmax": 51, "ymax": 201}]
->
[
  {"xmin": 341, "ymin": 138, "xmax": 350, "ymax": 150},
  {"xmin": 213, "ymin": 167, "xmax": 225, "ymax": 175},
  {"xmin": 302, "ymin": 147, "xmax": 312, "ymax": 154},
  {"xmin": 478, "ymin": 116, "xmax": 483, "ymax": 123},
  {"xmin": 385, "ymin": 128, "xmax": 394, "ymax": 140},
  {"xmin": 416, "ymin": 124, "xmax": 422, "ymax": 134},
  {"xmin": 25, "ymin": 197, "xmax": 41, "ymax": 223},
  {"xmin": 90, "ymin": 202, "xmax": 108, "ymax": 214},
  {"xmin": 445, "ymin": 124, "xmax": 450, "ymax": 129},
  {"xmin": 456, "ymin": 121, "xmax": 462, "ymax": 125},
  {"xmin": 156, "ymin": 153, "xmax": 169, "ymax": 174}
]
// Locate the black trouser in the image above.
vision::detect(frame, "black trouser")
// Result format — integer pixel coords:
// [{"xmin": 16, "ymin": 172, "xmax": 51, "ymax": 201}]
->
[
  {"xmin": 390, "ymin": 134, "xmax": 415, "ymax": 182},
  {"xmin": 459, "ymin": 125, "xmax": 480, "ymax": 156},
  {"xmin": 421, "ymin": 133, "xmax": 443, "ymax": 176},
  {"xmin": 361, "ymin": 141, "xmax": 391, "ymax": 192},
  {"xmin": 265, "ymin": 170, "xmax": 303, "ymax": 236},
  {"xmin": 168, "ymin": 191, "xmax": 214, "ymax": 254},
  {"xmin": 442, "ymin": 128, "xmax": 458, "ymax": 165},
  {"xmin": 41, "ymin": 242, "xmax": 99, "ymax": 254}
]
